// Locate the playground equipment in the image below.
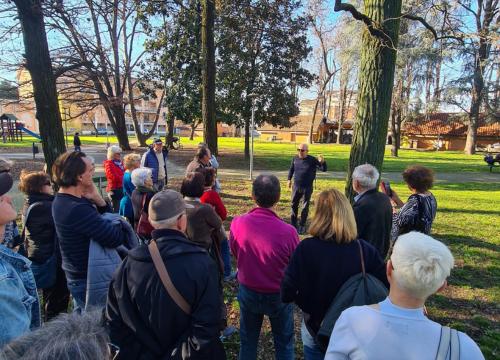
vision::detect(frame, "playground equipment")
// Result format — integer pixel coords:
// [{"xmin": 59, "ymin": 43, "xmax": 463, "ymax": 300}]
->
[{"xmin": 0, "ymin": 113, "xmax": 41, "ymax": 142}]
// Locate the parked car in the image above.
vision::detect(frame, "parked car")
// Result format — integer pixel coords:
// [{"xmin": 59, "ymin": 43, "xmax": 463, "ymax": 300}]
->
[{"xmin": 91, "ymin": 128, "xmax": 114, "ymax": 135}]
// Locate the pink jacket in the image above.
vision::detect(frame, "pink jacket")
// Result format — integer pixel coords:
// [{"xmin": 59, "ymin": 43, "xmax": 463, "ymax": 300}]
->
[{"xmin": 230, "ymin": 207, "xmax": 299, "ymax": 293}]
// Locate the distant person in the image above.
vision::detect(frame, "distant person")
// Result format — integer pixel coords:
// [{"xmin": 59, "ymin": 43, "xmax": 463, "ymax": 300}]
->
[
  {"xmin": 198, "ymin": 167, "xmax": 234, "ymax": 280},
  {"xmin": 281, "ymin": 189, "xmax": 387, "ymax": 359},
  {"xmin": 104, "ymin": 145, "xmax": 125, "ymax": 212},
  {"xmin": 382, "ymin": 165, "xmax": 437, "ymax": 242},
  {"xmin": 186, "ymin": 146, "xmax": 211, "ymax": 175},
  {"xmin": 198, "ymin": 142, "xmax": 221, "ymax": 192},
  {"xmin": 73, "ymin": 132, "xmax": 81, "ymax": 152},
  {"xmin": 0, "ymin": 158, "xmax": 22, "ymax": 251},
  {"xmin": 325, "ymin": 232, "xmax": 485, "ymax": 360},
  {"xmin": 0, "ymin": 162, "xmax": 40, "ymax": 346},
  {"xmin": 119, "ymin": 153, "xmax": 141, "ymax": 224},
  {"xmin": 52, "ymin": 151, "xmax": 127, "ymax": 312},
  {"xmin": 230, "ymin": 174, "xmax": 299, "ymax": 360},
  {"xmin": 287, "ymin": 143, "xmax": 327, "ymax": 234},
  {"xmin": 352, "ymin": 164, "xmax": 393, "ymax": 258},
  {"xmin": 1, "ymin": 311, "xmax": 111, "ymax": 360},
  {"xmin": 19, "ymin": 170, "xmax": 70, "ymax": 321},
  {"xmin": 141, "ymin": 138, "xmax": 168, "ymax": 191},
  {"xmin": 131, "ymin": 167, "xmax": 156, "ymax": 240},
  {"xmin": 105, "ymin": 190, "xmax": 226, "ymax": 359}
]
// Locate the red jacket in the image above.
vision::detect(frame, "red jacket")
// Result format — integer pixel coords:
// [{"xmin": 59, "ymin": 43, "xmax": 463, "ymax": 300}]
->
[
  {"xmin": 104, "ymin": 160, "xmax": 124, "ymax": 192},
  {"xmin": 200, "ymin": 190, "xmax": 227, "ymax": 220}
]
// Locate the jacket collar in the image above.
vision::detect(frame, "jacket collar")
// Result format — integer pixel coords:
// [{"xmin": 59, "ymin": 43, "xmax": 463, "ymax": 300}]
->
[
  {"xmin": 248, "ymin": 206, "xmax": 279, "ymax": 218},
  {"xmin": 0, "ymin": 243, "xmax": 32, "ymax": 269},
  {"xmin": 355, "ymin": 188, "xmax": 377, "ymax": 202},
  {"xmin": 151, "ymin": 229, "xmax": 207, "ymax": 257}
]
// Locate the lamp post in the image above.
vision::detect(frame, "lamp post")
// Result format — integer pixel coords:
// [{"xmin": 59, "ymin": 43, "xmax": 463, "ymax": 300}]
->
[
  {"xmin": 63, "ymin": 107, "xmax": 68, "ymax": 147},
  {"xmin": 248, "ymin": 93, "xmax": 258, "ymax": 180}
]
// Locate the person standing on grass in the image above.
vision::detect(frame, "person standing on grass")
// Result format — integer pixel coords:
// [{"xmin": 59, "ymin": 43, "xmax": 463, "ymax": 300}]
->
[
  {"xmin": 287, "ymin": 143, "xmax": 327, "ymax": 235},
  {"xmin": 352, "ymin": 164, "xmax": 393, "ymax": 258},
  {"xmin": 0, "ymin": 165, "xmax": 40, "ymax": 346},
  {"xmin": 198, "ymin": 142, "xmax": 221, "ymax": 192},
  {"xmin": 141, "ymin": 138, "xmax": 168, "ymax": 191},
  {"xmin": 104, "ymin": 145, "xmax": 125, "ymax": 213},
  {"xmin": 73, "ymin": 132, "xmax": 81, "ymax": 152},
  {"xmin": 52, "ymin": 151, "xmax": 127, "ymax": 313},
  {"xmin": 186, "ymin": 146, "xmax": 212, "ymax": 175},
  {"xmin": 19, "ymin": 170, "xmax": 70, "ymax": 322},
  {"xmin": 324, "ymin": 232, "xmax": 485, "ymax": 360},
  {"xmin": 230, "ymin": 174, "xmax": 299, "ymax": 360}
]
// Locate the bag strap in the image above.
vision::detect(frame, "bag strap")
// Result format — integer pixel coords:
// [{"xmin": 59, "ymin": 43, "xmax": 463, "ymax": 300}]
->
[
  {"xmin": 148, "ymin": 240, "xmax": 191, "ymax": 315},
  {"xmin": 436, "ymin": 326, "xmax": 451, "ymax": 360},
  {"xmin": 139, "ymin": 193, "xmax": 148, "ymax": 218},
  {"xmin": 356, "ymin": 240, "xmax": 366, "ymax": 276}
]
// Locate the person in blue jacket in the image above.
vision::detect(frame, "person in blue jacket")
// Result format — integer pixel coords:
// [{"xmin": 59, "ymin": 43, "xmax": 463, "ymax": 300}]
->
[
  {"xmin": 119, "ymin": 153, "xmax": 141, "ymax": 224},
  {"xmin": 141, "ymin": 138, "xmax": 168, "ymax": 191}
]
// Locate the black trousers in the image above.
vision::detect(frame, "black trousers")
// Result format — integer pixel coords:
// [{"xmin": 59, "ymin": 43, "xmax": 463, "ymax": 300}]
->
[
  {"xmin": 291, "ymin": 185, "xmax": 313, "ymax": 227},
  {"xmin": 43, "ymin": 264, "xmax": 70, "ymax": 322},
  {"xmin": 109, "ymin": 188, "xmax": 124, "ymax": 213}
]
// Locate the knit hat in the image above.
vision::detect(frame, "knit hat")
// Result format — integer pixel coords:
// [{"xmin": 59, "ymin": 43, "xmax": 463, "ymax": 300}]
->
[{"xmin": 149, "ymin": 190, "xmax": 193, "ymax": 222}]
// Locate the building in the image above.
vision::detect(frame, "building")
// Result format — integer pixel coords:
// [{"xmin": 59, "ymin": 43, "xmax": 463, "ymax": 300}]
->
[
  {"xmin": 403, "ymin": 113, "xmax": 500, "ymax": 150},
  {"xmin": 258, "ymin": 90, "xmax": 357, "ymax": 143}
]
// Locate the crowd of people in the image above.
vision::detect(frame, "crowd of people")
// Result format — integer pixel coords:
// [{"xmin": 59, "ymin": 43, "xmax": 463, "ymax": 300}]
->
[{"xmin": 0, "ymin": 140, "xmax": 485, "ymax": 360}]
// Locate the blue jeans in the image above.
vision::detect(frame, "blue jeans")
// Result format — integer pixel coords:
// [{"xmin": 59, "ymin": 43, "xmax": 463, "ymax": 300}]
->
[
  {"xmin": 66, "ymin": 278, "xmax": 86, "ymax": 313},
  {"xmin": 301, "ymin": 320, "xmax": 324, "ymax": 360},
  {"xmin": 220, "ymin": 238, "xmax": 232, "ymax": 277},
  {"xmin": 237, "ymin": 284, "xmax": 294, "ymax": 360}
]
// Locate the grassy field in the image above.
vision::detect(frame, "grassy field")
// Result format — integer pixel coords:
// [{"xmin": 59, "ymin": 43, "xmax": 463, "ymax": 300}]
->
[
  {"xmin": 0, "ymin": 135, "xmax": 141, "ymax": 148},
  {"xmin": 197, "ymin": 177, "xmax": 499, "ymax": 359}
]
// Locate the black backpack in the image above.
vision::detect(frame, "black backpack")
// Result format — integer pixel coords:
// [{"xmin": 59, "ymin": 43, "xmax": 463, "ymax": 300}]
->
[{"xmin": 315, "ymin": 240, "xmax": 388, "ymax": 352}]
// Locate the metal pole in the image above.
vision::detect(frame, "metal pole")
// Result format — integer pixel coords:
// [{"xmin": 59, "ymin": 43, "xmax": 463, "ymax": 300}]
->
[
  {"xmin": 64, "ymin": 108, "xmax": 68, "ymax": 147},
  {"xmin": 249, "ymin": 98, "xmax": 256, "ymax": 180}
]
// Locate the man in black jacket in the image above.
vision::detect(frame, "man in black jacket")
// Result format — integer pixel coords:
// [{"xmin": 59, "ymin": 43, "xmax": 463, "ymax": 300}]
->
[
  {"xmin": 287, "ymin": 143, "xmax": 327, "ymax": 234},
  {"xmin": 352, "ymin": 164, "xmax": 393, "ymax": 258},
  {"xmin": 105, "ymin": 190, "xmax": 226, "ymax": 360}
]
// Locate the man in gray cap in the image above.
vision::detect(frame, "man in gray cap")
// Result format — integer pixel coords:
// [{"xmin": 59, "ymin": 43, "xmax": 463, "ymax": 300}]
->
[
  {"xmin": 106, "ymin": 190, "xmax": 226, "ymax": 359},
  {"xmin": 141, "ymin": 137, "xmax": 168, "ymax": 190}
]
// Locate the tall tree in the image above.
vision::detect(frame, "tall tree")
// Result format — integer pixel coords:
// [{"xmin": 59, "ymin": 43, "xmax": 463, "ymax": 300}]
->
[
  {"xmin": 201, "ymin": 0, "xmax": 217, "ymax": 154},
  {"xmin": 217, "ymin": 0, "xmax": 314, "ymax": 158},
  {"xmin": 12, "ymin": 0, "xmax": 66, "ymax": 175}
]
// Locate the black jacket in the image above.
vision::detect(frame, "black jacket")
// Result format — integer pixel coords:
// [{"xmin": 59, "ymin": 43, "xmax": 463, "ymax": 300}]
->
[
  {"xmin": 281, "ymin": 237, "xmax": 388, "ymax": 336},
  {"xmin": 105, "ymin": 229, "xmax": 225, "ymax": 360},
  {"xmin": 23, "ymin": 193, "xmax": 57, "ymax": 263},
  {"xmin": 352, "ymin": 189, "xmax": 393, "ymax": 258},
  {"xmin": 73, "ymin": 135, "xmax": 81, "ymax": 146},
  {"xmin": 287, "ymin": 155, "xmax": 327, "ymax": 188}
]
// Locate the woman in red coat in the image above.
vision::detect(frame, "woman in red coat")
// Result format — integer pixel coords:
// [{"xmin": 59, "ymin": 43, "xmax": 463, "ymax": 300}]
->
[{"xmin": 104, "ymin": 145, "xmax": 125, "ymax": 212}]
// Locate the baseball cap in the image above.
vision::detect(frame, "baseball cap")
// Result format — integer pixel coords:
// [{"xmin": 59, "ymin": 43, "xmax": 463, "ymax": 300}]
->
[
  {"xmin": 0, "ymin": 171, "xmax": 13, "ymax": 196},
  {"xmin": 153, "ymin": 138, "xmax": 163, "ymax": 144},
  {"xmin": 149, "ymin": 190, "xmax": 193, "ymax": 222}
]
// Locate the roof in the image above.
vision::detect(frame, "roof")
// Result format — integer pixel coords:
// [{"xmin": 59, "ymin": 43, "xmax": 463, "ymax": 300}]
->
[
  {"xmin": 403, "ymin": 113, "xmax": 500, "ymax": 138},
  {"xmin": 259, "ymin": 115, "xmax": 354, "ymax": 133}
]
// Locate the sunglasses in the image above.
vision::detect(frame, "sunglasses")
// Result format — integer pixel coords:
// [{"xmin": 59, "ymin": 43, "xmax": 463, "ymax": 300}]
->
[{"xmin": 297, "ymin": 149, "xmax": 307, "ymax": 152}]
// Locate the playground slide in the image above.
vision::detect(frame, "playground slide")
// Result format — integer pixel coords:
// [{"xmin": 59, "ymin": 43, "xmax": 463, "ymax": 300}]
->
[{"xmin": 19, "ymin": 126, "xmax": 41, "ymax": 140}]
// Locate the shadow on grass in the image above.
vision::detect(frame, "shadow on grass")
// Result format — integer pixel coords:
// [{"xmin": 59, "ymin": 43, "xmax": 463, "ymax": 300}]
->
[
  {"xmin": 438, "ymin": 208, "xmax": 500, "ymax": 216},
  {"xmin": 440, "ymin": 234, "xmax": 500, "ymax": 253}
]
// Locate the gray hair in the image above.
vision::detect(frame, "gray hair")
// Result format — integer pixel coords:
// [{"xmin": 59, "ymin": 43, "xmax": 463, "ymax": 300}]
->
[
  {"xmin": 106, "ymin": 145, "xmax": 122, "ymax": 160},
  {"xmin": 352, "ymin": 164, "xmax": 379, "ymax": 190},
  {"xmin": 0, "ymin": 311, "xmax": 109, "ymax": 360},
  {"xmin": 131, "ymin": 167, "xmax": 152, "ymax": 187},
  {"xmin": 150, "ymin": 212, "xmax": 183, "ymax": 229}
]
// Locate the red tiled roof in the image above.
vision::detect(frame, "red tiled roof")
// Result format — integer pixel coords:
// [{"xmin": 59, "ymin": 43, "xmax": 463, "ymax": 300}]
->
[{"xmin": 403, "ymin": 113, "xmax": 500, "ymax": 137}]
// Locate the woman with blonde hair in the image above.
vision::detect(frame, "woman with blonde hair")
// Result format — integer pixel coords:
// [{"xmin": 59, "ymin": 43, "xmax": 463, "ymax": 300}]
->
[
  {"xmin": 103, "ymin": 145, "xmax": 124, "ymax": 212},
  {"xmin": 119, "ymin": 153, "xmax": 141, "ymax": 224},
  {"xmin": 281, "ymin": 188, "xmax": 388, "ymax": 360}
]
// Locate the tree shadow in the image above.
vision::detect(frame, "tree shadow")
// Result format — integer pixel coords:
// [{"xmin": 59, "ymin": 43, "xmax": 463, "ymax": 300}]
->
[{"xmin": 438, "ymin": 208, "xmax": 500, "ymax": 216}]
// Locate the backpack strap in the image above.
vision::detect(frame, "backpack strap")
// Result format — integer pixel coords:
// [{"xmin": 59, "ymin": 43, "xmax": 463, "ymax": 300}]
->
[
  {"xmin": 436, "ymin": 326, "xmax": 451, "ymax": 360},
  {"xmin": 148, "ymin": 240, "xmax": 191, "ymax": 315},
  {"xmin": 450, "ymin": 328, "xmax": 460, "ymax": 360}
]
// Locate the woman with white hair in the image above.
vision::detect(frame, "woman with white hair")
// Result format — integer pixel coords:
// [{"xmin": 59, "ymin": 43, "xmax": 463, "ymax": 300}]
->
[
  {"xmin": 130, "ymin": 167, "xmax": 156, "ymax": 239},
  {"xmin": 325, "ymin": 232, "xmax": 484, "ymax": 360},
  {"xmin": 104, "ymin": 145, "xmax": 125, "ymax": 212}
]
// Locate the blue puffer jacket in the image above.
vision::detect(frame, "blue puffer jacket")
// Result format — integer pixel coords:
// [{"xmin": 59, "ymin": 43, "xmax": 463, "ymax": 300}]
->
[{"xmin": 141, "ymin": 146, "xmax": 168, "ymax": 183}]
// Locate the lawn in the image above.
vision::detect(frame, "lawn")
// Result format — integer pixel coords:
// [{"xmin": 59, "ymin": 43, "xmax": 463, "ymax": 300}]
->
[
  {"xmin": 193, "ymin": 177, "xmax": 499, "ymax": 359},
  {"xmin": 0, "ymin": 135, "xmax": 141, "ymax": 148}
]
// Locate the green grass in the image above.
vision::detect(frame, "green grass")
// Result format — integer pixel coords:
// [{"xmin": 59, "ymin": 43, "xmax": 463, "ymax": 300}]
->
[
  {"xmin": 181, "ymin": 137, "xmax": 490, "ymax": 173},
  {"xmin": 211, "ymin": 177, "xmax": 499, "ymax": 359},
  {"xmin": 0, "ymin": 135, "xmax": 140, "ymax": 147}
]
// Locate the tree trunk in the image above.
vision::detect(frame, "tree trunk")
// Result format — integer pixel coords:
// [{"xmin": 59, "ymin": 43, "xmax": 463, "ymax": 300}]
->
[
  {"xmin": 201, "ymin": 0, "xmax": 217, "ymax": 155},
  {"xmin": 13, "ymin": 0, "xmax": 66, "ymax": 176},
  {"xmin": 244, "ymin": 117, "xmax": 250, "ymax": 159},
  {"xmin": 344, "ymin": 0, "xmax": 402, "ymax": 202},
  {"xmin": 308, "ymin": 97, "xmax": 321, "ymax": 144},
  {"xmin": 166, "ymin": 111, "xmax": 175, "ymax": 148},
  {"xmin": 190, "ymin": 124, "xmax": 196, "ymax": 140},
  {"xmin": 109, "ymin": 105, "xmax": 131, "ymax": 149}
]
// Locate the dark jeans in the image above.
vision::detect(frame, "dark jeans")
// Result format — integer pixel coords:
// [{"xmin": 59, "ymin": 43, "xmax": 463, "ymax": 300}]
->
[
  {"xmin": 237, "ymin": 285, "xmax": 294, "ymax": 360},
  {"xmin": 74, "ymin": 146, "xmax": 81, "ymax": 152},
  {"xmin": 42, "ymin": 265, "xmax": 70, "ymax": 321},
  {"xmin": 66, "ymin": 278, "xmax": 86, "ymax": 313},
  {"xmin": 291, "ymin": 185, "xmax": 313, "ymax": 227},
  {"xmin": 220, "ymin": 237, "xmax": 232, "ymax": 277},
  {"xmin": 109, "ymin": 188, "xmax": 124, "ymax": 213}
]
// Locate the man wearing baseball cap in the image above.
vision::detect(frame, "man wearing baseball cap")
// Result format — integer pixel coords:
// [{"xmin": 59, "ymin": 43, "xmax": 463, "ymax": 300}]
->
[
  {"xmin": 0, "ymin": 161, "xmax": 40, "ymax": 346},
  {"xmin": 106, "ymin": 190, "xmax": 226, "ymax": 359},
  {"xmin": 141, "ymin": 137, "xmax": 168, "ymax": 191}
]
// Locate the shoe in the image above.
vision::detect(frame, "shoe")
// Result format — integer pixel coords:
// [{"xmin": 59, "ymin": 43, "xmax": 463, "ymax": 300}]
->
[{"xmin": 224, "ymin": 271, "xmax": 237, "ymax": 282}]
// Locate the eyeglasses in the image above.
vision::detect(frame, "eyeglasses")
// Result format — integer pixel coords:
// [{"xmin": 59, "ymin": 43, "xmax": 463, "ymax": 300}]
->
[{"xmin": 297, "ymin": 149, "xmax": 306, "ymax": 152}]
